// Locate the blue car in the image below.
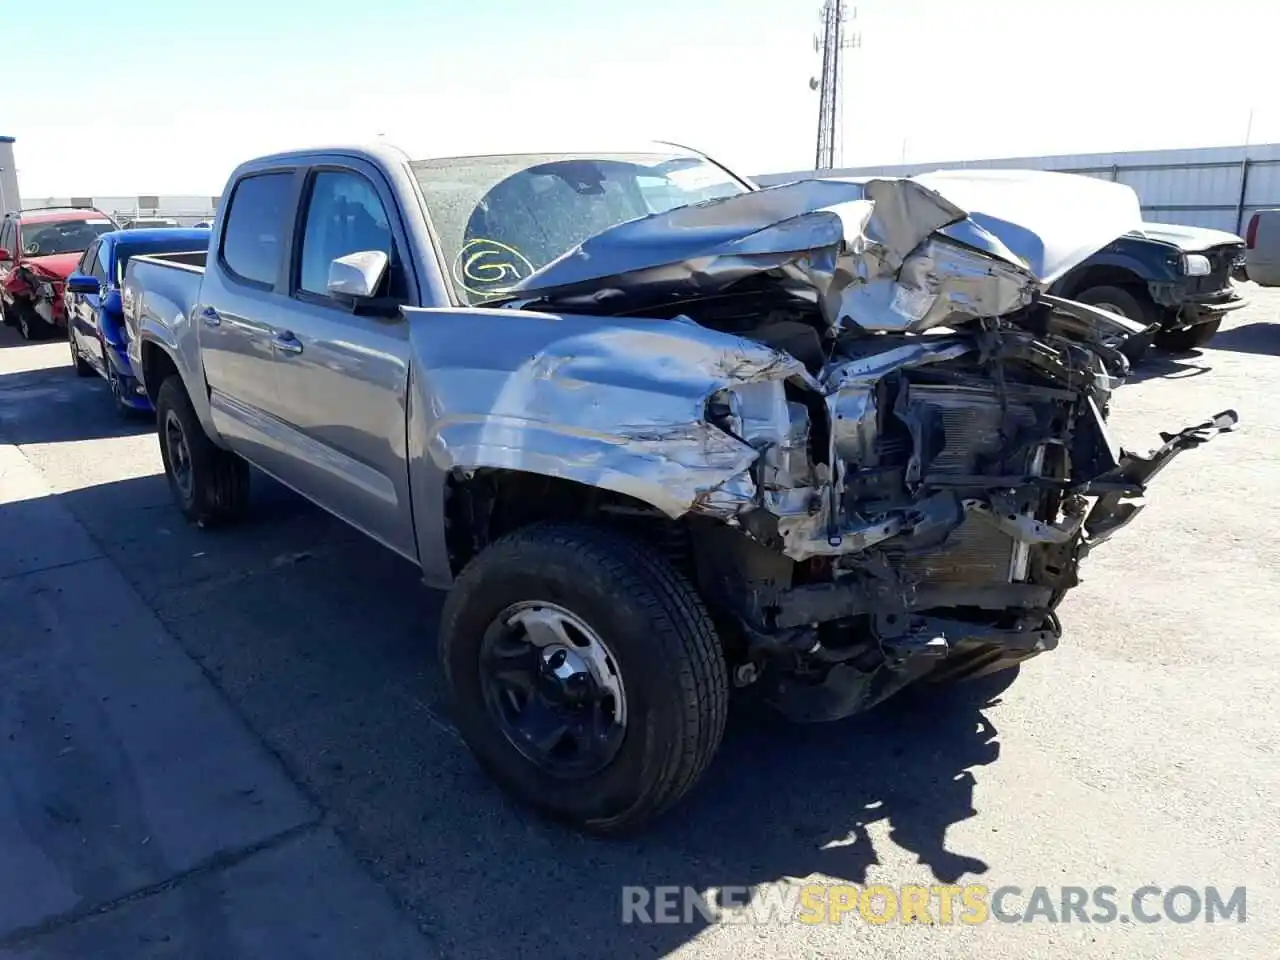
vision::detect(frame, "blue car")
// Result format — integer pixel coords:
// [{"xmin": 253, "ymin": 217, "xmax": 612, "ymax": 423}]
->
[{"xmin": 65, "ymin": 227, "xmax": 210, "ymax": 413}]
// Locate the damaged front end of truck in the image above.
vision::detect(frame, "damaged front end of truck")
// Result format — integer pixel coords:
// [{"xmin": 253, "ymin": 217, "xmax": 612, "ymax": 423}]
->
[{"xmin": 459, "ymin": 171, "xmax": 1237, "ymax": 722}]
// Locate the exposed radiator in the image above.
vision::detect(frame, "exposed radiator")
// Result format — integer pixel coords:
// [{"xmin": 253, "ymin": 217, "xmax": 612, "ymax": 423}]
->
[
  {"xmin": 890, "ymin": 515, "xmax": 1018, "ymax": 586},
  {"xmin": 906, "ymin": 381, "xmax": 1040, "ymax": 479},
  {"xmin": 886, "ymin": 380, "xmax": 1045, "ymax": 587}
]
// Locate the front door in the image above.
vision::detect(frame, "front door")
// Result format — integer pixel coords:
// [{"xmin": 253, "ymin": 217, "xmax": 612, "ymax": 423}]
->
[
  {"xmin": 68, "ymin": 240, "xmax": 107, "ymax": 365},
  {"xmin": 265, "ymin": 164, "xmax": 417, "ymax": 561}
]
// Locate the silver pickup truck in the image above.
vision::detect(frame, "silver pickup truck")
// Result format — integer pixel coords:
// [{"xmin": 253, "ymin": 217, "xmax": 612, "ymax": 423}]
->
[{"xmin": 122, "ymin": 143, "xmax": 1235, "ymax": 834}]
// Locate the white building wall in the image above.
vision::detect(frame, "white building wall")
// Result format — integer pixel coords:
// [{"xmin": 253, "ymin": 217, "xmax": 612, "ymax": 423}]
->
[
  {"xmin": 0, "ymin": 139, "xmax": 20, "ymax": 217},
  {"xmin": 754, "ymin": 143, "xmax": 1280, "ymax": 235}
]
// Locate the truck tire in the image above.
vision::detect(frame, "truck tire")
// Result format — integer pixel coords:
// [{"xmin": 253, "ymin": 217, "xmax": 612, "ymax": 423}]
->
[
  {"xmin": 1154, "ymin": 317, "xmax": 1222, "ymax": 352},
  {"xmin": 1073, "ymin": 285, "xmax": 1156, "ymax": 365},
  {"xmin": 1074, "ymin": 284, "xmax": 1154, "ymax": 325},
  {"xmin": 155, "ymin": 375, "xmax": 250, "ymax": 527},
  {"xmin": 438, "ymin": 522, "xmax": 729, "ymax": 835}
]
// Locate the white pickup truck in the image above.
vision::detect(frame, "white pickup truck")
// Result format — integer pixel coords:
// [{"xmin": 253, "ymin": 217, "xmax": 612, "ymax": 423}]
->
[{"xmin": 122, "ymin": 143, "xmax": 1235, "ymax": 833}]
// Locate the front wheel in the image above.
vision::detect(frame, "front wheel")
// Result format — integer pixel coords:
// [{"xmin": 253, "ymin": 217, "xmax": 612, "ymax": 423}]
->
[
  {"xmin": 1154, "ymin": 317, "xmax": 1222, "ymax": 352},
  {"xmin": 438, "ymin": 522, "xmax": 729, "ymax": 835},
  {"xmin": 155, "ymin": 375, "xmax": 250, "ymax": 527}
]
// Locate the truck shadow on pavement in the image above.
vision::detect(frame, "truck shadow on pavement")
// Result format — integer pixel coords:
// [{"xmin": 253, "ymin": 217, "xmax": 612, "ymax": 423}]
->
[
  {"xmin": 26, "ymin": 472, "xmax": 1009, "ymax": 959},
  {"xmin": 1204, "ymin": 321, "xmax": 1280, "ymax": 358},
  {"xmin": 0, "ymin": 366, "xmax": 155, "ymax": 445},
  {"xmin": 1125, "ymin": 351, "xmax": 1213, "ymax": 384}
]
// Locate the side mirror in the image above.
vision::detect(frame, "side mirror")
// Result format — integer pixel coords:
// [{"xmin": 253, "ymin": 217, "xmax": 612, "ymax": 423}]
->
[
  {"xmin": 326, "ymin": 250, "xmax": 388, "ymax": 300},
  {"xmin": 66, "ymin": 273, "xmax": 102, "ymax": 295},
  {"xmin": 0, "ymin": 249, "xmax": 10, "ymax": 262}
]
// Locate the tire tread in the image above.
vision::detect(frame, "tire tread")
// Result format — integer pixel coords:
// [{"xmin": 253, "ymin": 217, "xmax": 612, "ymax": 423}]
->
[{"xmin": 441, "ymin": 521, "xmax": 728, "ymax": 834}]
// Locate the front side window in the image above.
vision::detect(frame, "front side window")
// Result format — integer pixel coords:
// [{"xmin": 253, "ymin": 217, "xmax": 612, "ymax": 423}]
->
[
  {"xmin": 409, "ymin": 151, "xmax": 747, "ymax": 304},
  {"xmin": 297, "ymin": 170, "xmax": 393, "ymax": 297},
  {"xmin": 220, "ymin": 172, "xmax": 294, "ymax": 287},
  {"xmin": 0, "ymin": 220, "xmax": 14, "ymax": 255},
  {"xmin": 17, "ymin": 218, "xmax": 115, "ymax": 257}
]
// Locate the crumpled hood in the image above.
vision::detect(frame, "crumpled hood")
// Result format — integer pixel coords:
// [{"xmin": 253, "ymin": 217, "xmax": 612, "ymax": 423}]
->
[
  {"xmin": 1133, "ymin": 222, "xmax": 1244, "ymax": 252},
  {"xmin": 22, "ymin": 252, "xmax": 82, "ymax": 280},
  {"xmin": 509, "ymin": 168, "xmax": 1143, "ymax": 334}
]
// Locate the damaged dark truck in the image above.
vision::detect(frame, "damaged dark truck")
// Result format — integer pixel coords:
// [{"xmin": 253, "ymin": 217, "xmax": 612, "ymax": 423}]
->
[{"xmin": 123, "ymin": 145, "xmax": 1236, "ymax": 834}]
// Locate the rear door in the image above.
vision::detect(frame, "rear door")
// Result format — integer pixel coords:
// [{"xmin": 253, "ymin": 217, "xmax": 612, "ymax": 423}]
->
[
  {"xmin": 197, "ymin": 169, "xmax": 302, "ymax": 473},
  {"xmin": 265, "ymin": 162, "xmax": 417, "ymax": 560}
]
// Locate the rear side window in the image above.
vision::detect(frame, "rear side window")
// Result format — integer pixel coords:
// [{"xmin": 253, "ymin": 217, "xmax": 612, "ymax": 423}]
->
[
  {"xmin": 90, "ymin": 242, "xmax": 109, "ymax": 283},
  {"xmin": 220, "ymin": 173, "xmax": 293, "ymax": 287}
]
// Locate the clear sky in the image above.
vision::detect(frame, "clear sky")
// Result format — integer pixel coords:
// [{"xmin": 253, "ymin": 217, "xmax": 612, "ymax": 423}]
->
[{"xmin": 6, "ymin": 0, "xmax": 1276, "ymax": 198}]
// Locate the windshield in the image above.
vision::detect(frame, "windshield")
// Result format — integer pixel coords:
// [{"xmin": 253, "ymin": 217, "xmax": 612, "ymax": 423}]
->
[
  {"xmin": 409, "ymin": 151, "xmax": 749, "ymax": 304},
  {"xmin": 20, "ymin": 219, "xmax": 115, "ymax": 257}
]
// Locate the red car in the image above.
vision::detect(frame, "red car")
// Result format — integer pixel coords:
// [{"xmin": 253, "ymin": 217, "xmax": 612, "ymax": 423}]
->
[{"xmin": 0, "ymin": 207, "xmax": 118, "ymax": 340}]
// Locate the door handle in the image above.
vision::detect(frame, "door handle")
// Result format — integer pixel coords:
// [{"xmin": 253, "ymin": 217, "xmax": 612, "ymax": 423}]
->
[
  {"xmin": 199, "ymin": 306, "xmax": 221, "ymax": 327},
  {"xmin": 272, "ymin": 331, "xmax": 303, "ymax": 355}
]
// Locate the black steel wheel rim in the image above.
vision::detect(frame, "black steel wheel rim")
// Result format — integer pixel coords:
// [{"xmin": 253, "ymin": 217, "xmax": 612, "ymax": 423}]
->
[
  {"xmin": 164, "ymin": 409, "xmax": 194, "ymax": 501},
  {"xmin": 478, "ymin": 601, "xmax": 628, "ymax": 779}
]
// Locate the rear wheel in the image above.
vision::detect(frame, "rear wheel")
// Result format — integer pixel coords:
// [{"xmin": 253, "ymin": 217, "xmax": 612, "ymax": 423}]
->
[
  {"xmin": 439, "ymin": 522, "xmax": 729, "ymax": 835},
  {"xmin": 156, "ymin": 375, "xmax": 250, "ymax": 526},
  {"xmin": 69, "ymin": 324, "xmax": 94, "ymax": 376},
  {"xmin": 1154, "ymin": 317, "xmax": 1222, "ymax": 352}
]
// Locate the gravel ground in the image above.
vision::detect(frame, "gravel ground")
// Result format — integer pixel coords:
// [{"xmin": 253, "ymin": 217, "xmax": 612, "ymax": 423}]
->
[{"xmin": 0, "ymin": 288, "xmax": 1276, "ymax": 958}]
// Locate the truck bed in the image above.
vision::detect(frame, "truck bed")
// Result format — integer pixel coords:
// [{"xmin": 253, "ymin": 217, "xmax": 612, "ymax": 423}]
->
[
  {"xmin": 122, "ymin": 250, "xmax": 210, "ymax": 360},
  {"xmin": 138, "ymin": 249, "xmax": 208, "ymax": 272}
]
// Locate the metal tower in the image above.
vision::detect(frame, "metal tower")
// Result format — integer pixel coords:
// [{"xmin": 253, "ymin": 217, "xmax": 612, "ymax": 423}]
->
[{"xmin": 810, "ymin": 1, "xmax": 861, "ymax": 171}]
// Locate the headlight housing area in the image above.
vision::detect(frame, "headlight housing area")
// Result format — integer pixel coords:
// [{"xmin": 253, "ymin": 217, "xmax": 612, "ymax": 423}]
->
[
  {"xmin": 35, "ymin": 281, "xmax": 55, "ymax": 298},
  {"xmin": 707, "ymin": 381, "xmax": 814, "ymax": 489},
  {"xmin": 1181, "ymin": 253, "xmax": 1212, "ymax": 277}
]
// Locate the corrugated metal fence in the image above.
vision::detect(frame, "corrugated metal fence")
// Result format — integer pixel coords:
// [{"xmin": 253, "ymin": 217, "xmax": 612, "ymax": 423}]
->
[{"xmin": 754, "ymin": 143, "xmax": 1280, "ymax": 235}]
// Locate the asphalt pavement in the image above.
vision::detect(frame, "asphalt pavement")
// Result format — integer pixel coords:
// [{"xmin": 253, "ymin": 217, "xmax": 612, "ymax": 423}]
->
[{"xmin": 0, "ymin": 293, "xmax": 1277, "ymax": 959}]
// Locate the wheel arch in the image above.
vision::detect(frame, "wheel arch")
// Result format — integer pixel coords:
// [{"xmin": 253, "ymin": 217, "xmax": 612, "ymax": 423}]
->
[
  {"xmin": 1054, "ymin": 263, "xmax": 1151, "ymax": 301},
  {"xmin": 442, "ymin": 468, "xmax": 693, "ymax": 579},
  {"xmin": 138, "ymin": 332, "xmax": 225, "ymax": 444}
]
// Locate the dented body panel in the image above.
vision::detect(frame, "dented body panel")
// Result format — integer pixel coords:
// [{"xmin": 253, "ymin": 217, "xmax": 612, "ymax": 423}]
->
[{"xmin": 130, "ymin": 144, "xmax": 1237, "ymax": 720}]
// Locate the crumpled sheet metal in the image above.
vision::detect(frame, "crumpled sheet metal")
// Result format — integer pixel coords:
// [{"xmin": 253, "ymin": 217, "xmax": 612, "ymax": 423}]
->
[
  {"xmin": 509, "ymin": 171, "xmax": 1142, "ymax": 338},
  {"xmin": 431, "ymin": 171, "xmax": 1145, "ymax": 546},
  {"xmin": 413, "ymin": 310, "xmax": 808, "ymax": 518},
  {"xmin": 912, "ymin": 168, "xmax": 1145, "ymax": 285},
  {"xmin": 832, "ymin": 236, "xmax": 1037, "ymax": 334}
]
